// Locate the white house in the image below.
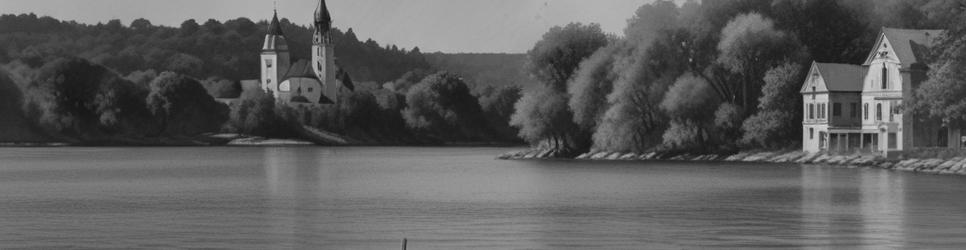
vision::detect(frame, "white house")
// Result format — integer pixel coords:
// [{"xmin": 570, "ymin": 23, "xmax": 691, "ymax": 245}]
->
[
  {"xmin": 802, "ymin": 28, "xmax": 954, "ymax": 155},
  {"xmin": 801, "ymin": 63, "xmax": 866, "ymax": 153}
]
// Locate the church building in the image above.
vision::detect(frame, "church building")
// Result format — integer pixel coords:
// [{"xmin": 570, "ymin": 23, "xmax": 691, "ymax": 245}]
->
[
  {"xmin": 259, "ymin": 0, "xmax": 353, "ymax": 105},
  {"xmin": 801, "ymin": 28, "xmax": 956, "ymax": 155}
]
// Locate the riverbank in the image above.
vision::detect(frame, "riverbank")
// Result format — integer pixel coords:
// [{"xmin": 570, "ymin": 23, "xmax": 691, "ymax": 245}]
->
[{"xmin": 498, "ymin": 148, "xmax": 966, "ymax": 176}]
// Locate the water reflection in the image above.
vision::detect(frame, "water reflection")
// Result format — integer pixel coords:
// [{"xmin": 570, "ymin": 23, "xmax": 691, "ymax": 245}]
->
[
  {"xmin": 801, "ymin": 166, "xmax": 906, "ymax": 249},
  {"xmin": 859, "ymin": 169, "xmax": 905, "ymax": 249},
  {"xmin": 263, "ymin": 147, "xmax": 328, "ymax": 247}
]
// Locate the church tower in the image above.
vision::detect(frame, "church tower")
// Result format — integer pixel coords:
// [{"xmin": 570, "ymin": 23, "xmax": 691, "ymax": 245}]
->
[
  {"xmin": 261, "ymin": 9, "xmax": 290, "ymax": 95},
  {"xmin": 313, "ymin": 0, "xmax": 339, "ymax": 101}
]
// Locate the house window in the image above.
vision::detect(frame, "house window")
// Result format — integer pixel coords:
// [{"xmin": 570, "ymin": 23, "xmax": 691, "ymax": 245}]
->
[
  {"xmin": 809, "ymin": 104, "xmax": 815, "ymax": 119},
  {"xmin": 881, "ymin": 66, "xmax": 888, "ymax": 89},
  {"xmin": 890, "ymin": 101, "xmax": 900, "ymax": 122},
  {"xmin": 850, "ymin": 103, "xmax": 858, "ymax": 118},
  {"xmin": 888, "ymin": 133, "xmax": 897, "ymax": 149},
  {"xmin": 876, "ymin": 103, "xmax": 883, "ymax": 121},
  {"xmin": 266, "ymin": 59, "xmax": 273, "ymax": 68},
  {"xmin": 308, "ymin": 87, "xmax": 314, "ymax": 92},
  {"xmin": 811, "ymin": 86, "xmax": 816, "ymax": 100},
  {"xmin": 833, "ymin": 103, "xmax": 842, "ymax": 117},
  {"xmin": 821, "ymin": 103, "xmax": 827, "ymax": 119},
  {"xmin": 810, "ymin": 128, "xmax": 814, "ymax": 139},
  {"xmin": 864, "ymin": 103, "xmax": 869, "ymax": 120}
]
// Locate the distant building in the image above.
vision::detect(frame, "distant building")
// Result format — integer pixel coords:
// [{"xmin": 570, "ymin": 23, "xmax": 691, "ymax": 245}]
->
[
  {"xmin": 257, "ymin": 0, "xmax": 353, "ymax": 105},
  {"xmin": 801, "ymin": 28, "xmax": 955, "ymax": 155}
]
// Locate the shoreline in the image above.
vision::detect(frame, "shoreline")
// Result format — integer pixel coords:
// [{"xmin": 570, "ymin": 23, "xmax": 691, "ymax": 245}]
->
[{"xmin": 498, "ymin": 148, "xmax": 966, "ymax": 176}]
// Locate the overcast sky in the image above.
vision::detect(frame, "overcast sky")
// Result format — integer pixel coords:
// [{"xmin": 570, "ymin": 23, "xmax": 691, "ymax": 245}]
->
[{"xmin": 0, "ymin": 0, "xmax": 668, "ymax": 53}]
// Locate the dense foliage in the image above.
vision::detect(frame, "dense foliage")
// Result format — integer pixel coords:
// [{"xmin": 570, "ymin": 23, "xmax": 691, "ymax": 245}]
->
[
  {"xmin": 510, "ymin": 23, "xmax": 609, "ymax": 155},
  {"xmin": 402, "ymin": 72, "xmax": 490, "ymax": 141},
  {"xmin": 146, "ymin": 72, "xmax": 229, "ymax": 136},
  {"xmin": 21, "ymin": 57, "xmax": 154, "ymax": 141},
  {"xmin": 912, "ymin": 7, "xmax": 966, "ymax": 126},
  {"xmin": 511, "ymin": 0, "xmax": 962, "ymax": 156},
  {"xmin": 0, "ymin": 14, "xmax": 524, "ymax": 144},
  {"xmin": 0, "ymin": 13, "xmax": 429, "ymax": 84}
]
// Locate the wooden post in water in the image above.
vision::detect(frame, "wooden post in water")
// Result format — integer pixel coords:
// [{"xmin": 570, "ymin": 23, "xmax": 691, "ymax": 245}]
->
[{"xmin": 401, "ymin": 238, "xmax": 407, "ymax": 250}]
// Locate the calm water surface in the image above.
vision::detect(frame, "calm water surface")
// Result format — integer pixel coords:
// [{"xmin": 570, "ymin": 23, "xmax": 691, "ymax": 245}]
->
[{"xmin": 1, "ymin": 147, "xmax": 966, "ymax": 249}]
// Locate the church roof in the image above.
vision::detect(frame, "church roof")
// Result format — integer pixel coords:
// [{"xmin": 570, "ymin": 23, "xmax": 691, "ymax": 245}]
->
[
  {"xmin": 806, "ymin": 62, "xmax": 867, "ymax": 93},
  {"xmin": 315, "ymin": 0, "xmax": 332, "ymax": 32},
  {"xmin": 282, "ymin": 60, "xmax": 320, "ymax": 82},
  {"xmin": 864, "ymin": 28, "xmax": 944, "ymax": 68},
  {"xmin": 318, "ymin": 93, "xmax": 334, "ymax": 104},
  {"xmin": 336, "ymin": 69, "xmax": 354, "ymax": 91},
  {"xmin": 268, "ymin": 10, "xmax": 284, "ymax": 36}
]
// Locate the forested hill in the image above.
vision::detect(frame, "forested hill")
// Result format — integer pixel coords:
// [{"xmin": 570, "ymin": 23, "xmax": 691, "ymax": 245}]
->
[
  {"xmin": 0, "ymin": 13, "xmax": 430, "ymax": 83},
  {"xmin": 425, "ymin": 53, "xmax": 528, "ymax": 88}
]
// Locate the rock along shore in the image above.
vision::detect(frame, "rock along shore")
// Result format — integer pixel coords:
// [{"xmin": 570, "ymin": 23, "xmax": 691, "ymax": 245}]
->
[{"xmin": 497, "ymin": 148, "xmax": 966, "ymax": 176}]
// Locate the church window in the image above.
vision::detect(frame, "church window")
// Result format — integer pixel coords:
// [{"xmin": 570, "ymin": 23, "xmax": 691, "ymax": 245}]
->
[
  {"xmin": 266, "ymin": 59, "xmax": 273, "ymax": 68},
  {"xmin": 280, "ymin": 81, "xmax": 290, "ymax": 92}
]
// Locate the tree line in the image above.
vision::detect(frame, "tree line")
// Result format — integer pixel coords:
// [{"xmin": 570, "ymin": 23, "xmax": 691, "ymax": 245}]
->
[
  {"xmin": 0, "ymin": 13, "xmax": 430, "ymax": 98},
  {"xmin": 510, "ymin": 0, "xmax": 966, "ymax": 157},
  {"xmin": 0, "ymin": 14, "xmax": 522, "ymax": 144}
]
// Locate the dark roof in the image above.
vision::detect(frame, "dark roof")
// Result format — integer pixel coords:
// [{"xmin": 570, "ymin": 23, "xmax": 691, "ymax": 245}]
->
[
  {"xmin": 318, "ymin": 93, "xmax": 334, "ymax": 104},
  {"xmin": 864, "ymin": 28, "xmax": 944, "ymax": 68},
  {"xmin": 268, "ymin": 10, "xmax": 284, "ymax": 36},
  {"xmin": 336, "ymin": 69, "xmax": 354, "ymax": 91},
  {"xmin": 314, "ymin": 0, "xmax": 331, "ymax": 32},
  {"xmin": 282, "ymin": 60, "xmax": 320, "ymax": 82},
  {"xmin": 814, "ymin": 62, "xmax": 867, "ymax": 92}
]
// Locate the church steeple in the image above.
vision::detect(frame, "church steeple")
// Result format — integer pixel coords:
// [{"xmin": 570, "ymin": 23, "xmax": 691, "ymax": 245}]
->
[
  {"xmin": 268, "ymin": 9, "xmax": 284, "ymax": 36},
  {"xmin": 314, "ymin": 0, "xmax": 332, "ymax": 35},
  {"xmin": 261, "ymin": 7, "xmax": 290, "ymax": 94}
]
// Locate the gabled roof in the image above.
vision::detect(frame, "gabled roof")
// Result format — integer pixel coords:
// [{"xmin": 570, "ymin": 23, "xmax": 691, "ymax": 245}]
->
[
  {"xmin": 282, "ymin": 60, "xmax": 320, "ymax": 82},
  {"xmin": 804, "ymin": 62, "xmax": 867, "ymax": 93},
  {"xmin": 864, "ymin": 28, "xmax": 944, "ymax": 68}
]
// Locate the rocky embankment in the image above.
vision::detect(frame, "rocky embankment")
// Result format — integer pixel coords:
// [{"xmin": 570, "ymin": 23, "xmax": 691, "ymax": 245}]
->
[{"xmin": 498, "ymin": 148, "xmax": 966, "ymax": 176}]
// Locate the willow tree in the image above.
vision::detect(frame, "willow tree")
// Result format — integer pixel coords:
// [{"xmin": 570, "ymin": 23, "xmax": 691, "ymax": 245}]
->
[
  {"xmin": 510, "ymin": 23, "xmax": 608, "ymax": 154},
  {"xmin": 715, "ymin": 12, "xmax": 805, "ymax": 112}
]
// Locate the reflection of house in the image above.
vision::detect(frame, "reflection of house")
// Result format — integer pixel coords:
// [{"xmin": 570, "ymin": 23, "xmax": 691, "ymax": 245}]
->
[
  {"xmin": 802, "ymin": 28, "xmax": 953, "ymax": 155},
  {"xmin": 256, "ymin": 0, "xmax": 354, "ymax": 105}
]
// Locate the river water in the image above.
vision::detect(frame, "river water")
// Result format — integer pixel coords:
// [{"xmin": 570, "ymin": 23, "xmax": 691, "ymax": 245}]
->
[{"xmin": 1, "ymin": 147, "xmax": 965, "ymax": 249}]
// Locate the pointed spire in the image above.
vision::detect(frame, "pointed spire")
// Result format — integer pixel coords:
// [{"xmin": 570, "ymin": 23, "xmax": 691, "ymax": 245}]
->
[
  {"xmin": 268, "ymin": 8, "xmax": 284, "ymax": 36},
  {"xmin": 314, "ymin": 0, "xmax": 332, "ymax": 33}
]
